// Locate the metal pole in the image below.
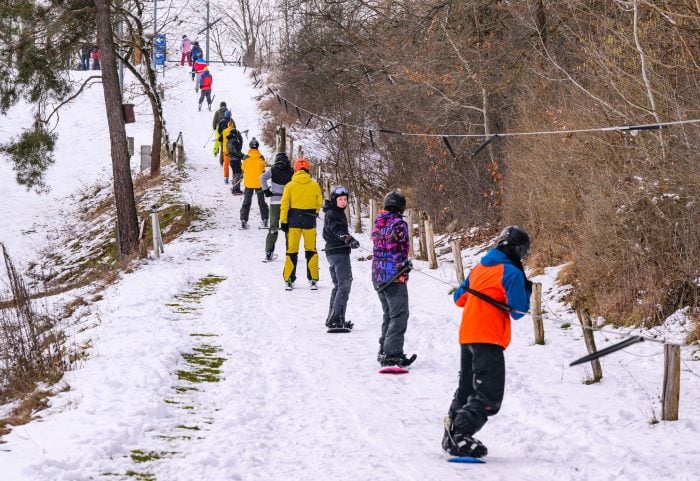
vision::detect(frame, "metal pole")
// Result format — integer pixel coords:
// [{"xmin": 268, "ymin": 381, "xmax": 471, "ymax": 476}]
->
[{"xmin": 205, "ymin": 0, "xmax": 210, "ymax": 63}]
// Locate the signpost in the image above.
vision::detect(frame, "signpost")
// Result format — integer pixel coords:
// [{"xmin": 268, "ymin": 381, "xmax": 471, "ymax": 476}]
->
[{"xmin": 155, "ymin": 33, "xmax": 166, "ymax": 74}]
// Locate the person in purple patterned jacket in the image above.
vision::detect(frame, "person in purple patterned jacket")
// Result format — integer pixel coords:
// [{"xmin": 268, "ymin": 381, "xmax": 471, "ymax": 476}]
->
[{"xmin": 372, "ymin": 191, "xmax": 417, "ymax": 368}]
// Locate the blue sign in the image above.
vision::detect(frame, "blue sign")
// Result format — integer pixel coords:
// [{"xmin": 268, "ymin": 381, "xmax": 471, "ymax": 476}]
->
[
  {"xmin": 155, "ymin": 33, "xmax": 166, "ymax": 48},
  {"xmin": 155, "ymin": 50, "xmax": 165, "ymax": 66}
]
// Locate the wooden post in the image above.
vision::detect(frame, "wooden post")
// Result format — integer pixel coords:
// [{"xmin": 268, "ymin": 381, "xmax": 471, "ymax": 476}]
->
[
  {"xmin": 417, "ymin": 211, "xmax": 427, "ymax": 261},
  {"xmin": 157, "ymin": 83, "xmax": 165, "ymax": 100},
  {"xmin": 277, "ymin": 126, "xmax": 287, "ymax": 154},
  {"xmin": 177, "ymin": 144, "xmax": 184, "ymax": 168},
  {"xmin": 407, "ymin": 210, "xmax": 415, "ymax": 258},
  {"xmin": 184, "ymin": 203, "xmax": 192, "ymax": 226},
  {"xmin": 425, "ymin": 218, "xmax": 437, "ymax": 269},
  {"xmin": 531, "ymin": 282, "xmax": 545, "ymax": 345},
  {"xmin": 662, "ymin": 343, "xmax": 681, "ymax": 421},
  {"xmin": 298, "ymin": 145, "xmax": 304, "ymax": 159},
  {"xmin": 369, "ymin": 199, "xmax": 377, "ymax": 223},
  {"xmin": 289, "ymin": 137, "xmax": 294, "ymax": 158},
  {"xmin": 354, "ymin": 195, "xmax": 363, "ymax": 233},
  {"xmin": 138, "ymin": 218, "xmax": 148, "ymax": 259},
  {"xmin": 576, "ymin": 308, "xmax": 603, "ymax": 382},
  {"xmin": 451, "ymin": 239, "xmax": 464, "ymax": 283},
  {"xmin": 150, "ymin": 207, "xmax": 160, "ymax": 259}
]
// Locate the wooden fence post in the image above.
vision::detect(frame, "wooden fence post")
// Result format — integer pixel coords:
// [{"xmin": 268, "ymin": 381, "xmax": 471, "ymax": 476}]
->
[
  {"xmin": 289, "ymin": 137, "xmax": 294, "ymax": 159},
  {"xmin": 425, "ymin": 218, "xmax": 437, "ymax": 269},
  {"xmin": 451, "ymin": 239, "xmax": 464, "ymax": 283},
  {"xmin": 407, "ymin": 210, "xmax": 415, "ymax": 258},
  {"xmin": 662, "ymin": 343, "xmax": 681, "ymax": 421},
  {"xmin": 417, "ymin": 211, "xmax": 427, "ymax": 260},
  {"xmin": 150, "ymin": 206, "xmax": 164, "ymax": 259},
  {"xmin": 354, "ymin": 195, "xmax": 363, "ymax": 233},
  {"xmin": 576, "ymin": 308, "xmax": 603, "ymax": 382},
  {"xmin": 277, "ymin": 126, "xmax": 286, "ymax": 153},
  {"xmin": 176, "ymin": 143, "xmax": 184, "ymax": 168},
  {"xmin": 369, "ymin": 199, "xmax": 377, "ymax": 223},
  {"xmin": 531, "ymin": 282, "xmax": 545, "ymax": 345},
  {"xmin": 138, "ymin": 218, "xmax": 148, "ymax": 259}
]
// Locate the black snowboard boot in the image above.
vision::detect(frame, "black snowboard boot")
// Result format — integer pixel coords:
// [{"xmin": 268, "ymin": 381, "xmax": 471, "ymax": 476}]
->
[
  {"xmin": 379, "ymin": 353, "xmax": 417, "ymax": 367},
  {"xmin": 442, "ymin": 416, "xmax": 487, "ymax": 458}
]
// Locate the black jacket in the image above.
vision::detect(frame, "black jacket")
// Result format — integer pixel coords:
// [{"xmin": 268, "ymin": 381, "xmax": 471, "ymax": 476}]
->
[{"xmin": 323, "ymin": 200, "xmax": 351, "ymax": 255}]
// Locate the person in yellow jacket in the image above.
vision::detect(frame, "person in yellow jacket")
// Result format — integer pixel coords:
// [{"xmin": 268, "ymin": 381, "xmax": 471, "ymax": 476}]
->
[
  {"xmin": 280, "ymin": 158, "xmax": 323, "ymax": 290},
  {"xmin": 239, "ymin": 138, "xmax": 269, "ymax": 229}
]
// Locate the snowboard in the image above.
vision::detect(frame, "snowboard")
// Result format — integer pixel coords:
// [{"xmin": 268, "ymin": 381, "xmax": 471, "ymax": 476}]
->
[
  {"xmin": 447, "ymin": 456, "xmax": 485, "ymax": 464},
  {"xmin": 327, "ymin": 326, "xmax": 352, "ymax": 333},
  {"xmin": 378, "ymin": 366, "xmax": 409, "ymax": 374}
]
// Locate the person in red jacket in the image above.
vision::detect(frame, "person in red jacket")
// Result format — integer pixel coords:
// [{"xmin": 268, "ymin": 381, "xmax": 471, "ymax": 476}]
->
[
  {"xmin": 198, "ymin": 67, "xmax": 213, "ymax": 111},
  {"xmin": 442, "ymin": 225, "xmax": 532, "ymax": 459}
]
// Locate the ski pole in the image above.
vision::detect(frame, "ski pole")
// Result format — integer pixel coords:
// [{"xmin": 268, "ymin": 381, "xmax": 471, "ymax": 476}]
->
[{"xmin": 202, "ymin": 130, "xmax": 214, "ymax": 148}]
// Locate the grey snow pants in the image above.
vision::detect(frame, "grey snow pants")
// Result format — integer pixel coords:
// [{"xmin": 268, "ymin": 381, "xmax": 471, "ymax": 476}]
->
[
  {"xmin": 375, "ymin": 282, "xmax": 409, "ymax": 356},
  {"xmin": 326, "ymin": 253, "xmax": 353, "ymax": 322}
]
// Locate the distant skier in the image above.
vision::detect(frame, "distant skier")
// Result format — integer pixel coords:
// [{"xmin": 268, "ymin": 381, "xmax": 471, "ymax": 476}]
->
[
  {"xmin": 212, "ymin": 102, "xmax": 228, "ymax": 157},
  {"xmin": 280, "ymin": 158, "xmax": 322, "ymax": 290},
  {"xmin": 180, "ymin": 35, "xmax": 192, "ymax": 66},
  {"xmin": 190, "ymin": 41, "xmax": 202, "ymax": 79},
  {"xmin": 198, "ymin": 66, "xmax": 213, "ymax": 111},
  {"xmin": 239, "ymin": 138, "xmax": 269, "ymax": 229},
  {"xmin": 372, "ymin": 191, "xmax": 415, "ymax": 367},
  {"xmin": 224, "ymin": 121, "xmax": 244, "ymax": 193},
  {"xmin": 216, "ymin": 110, "xmax": 232, "ymax": 166},
  {"xmin": 322, "ymin": 185, "xmax": 359, "ymax": 330},
  {"xmin": 260, "ymin": 152, "xmax": 294, "ymax": 262},
  {"xmin": 442, "ymin": 226, "xmax": 532, "ymax": 459},
  {"xmin": 192, "ymin": 54, "xmax": 207, "ymax": 92}
]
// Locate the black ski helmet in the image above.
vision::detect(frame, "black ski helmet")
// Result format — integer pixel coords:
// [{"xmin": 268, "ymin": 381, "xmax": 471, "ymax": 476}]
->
[
  {"xmin": 249, "ymin": 137, "xmax": 259, "ymax": 149},
  {"xmin": 274, "ymin": 152, "xmax": 290, "ymax": 165},
  {"xmin": 220, "ymin": 101, "xmax": 227, "ymax": 108},
  {"xmin": 496, "ymin": 225, "xmax": 531, "ymax": 260},
  {"xmin": 330, "ymin": 185, "xmax": 349, "ymax": 204},
  {"xmin": 383, "ymin": 191, "xmax": 406, "ymax": 213}
]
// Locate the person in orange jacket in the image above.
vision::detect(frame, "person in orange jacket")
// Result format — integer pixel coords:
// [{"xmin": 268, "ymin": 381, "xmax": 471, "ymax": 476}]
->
[
  {"xmin": 442, "ymin": 225, "xmax": 532, "ymax": 459},
  {"xmin": 239, "ymin": 138, "xmax": 269, "ymax": 229}
]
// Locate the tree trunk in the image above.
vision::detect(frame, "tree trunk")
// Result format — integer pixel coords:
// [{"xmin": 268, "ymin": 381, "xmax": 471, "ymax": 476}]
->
[
  {"xmin": 94, "ymin": 0, "xmax": 139, "ymax": 256},
  {"xmin": 150, "ymin": 100, "xmax": 162, "ymax": 176}
]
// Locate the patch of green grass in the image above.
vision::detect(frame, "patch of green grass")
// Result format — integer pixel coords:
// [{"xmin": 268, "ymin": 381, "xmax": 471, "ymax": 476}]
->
[
  {"xmin": 175, "ymin": 424, "xmax": 200, "ymax": 431},
  {"xmin": 560, "ymin": 322, "xmax": 571, "ymax": 329},
  {"xmin": 176, "ymin": 344, "xmax": 225, "ymax": 383},
  {"xmin": 174, "ymin": 386, "xmax": 199, "ymax": 393},
  {"xmin": 129, "ymin": 450, "xmax": 174, "ymax": 463},
  {"xmin": 125, "ymin": 470, "xmax": 155, "ymax": 481},
  {"xmin": 189, "ymin": 333, "xmax": 218, "ymax": 337}
]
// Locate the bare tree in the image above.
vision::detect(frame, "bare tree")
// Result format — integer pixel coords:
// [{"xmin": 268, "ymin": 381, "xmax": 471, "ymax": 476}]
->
[{"xmin": 94, "ymin": 0, "xmax": 139, "ymax": 256}]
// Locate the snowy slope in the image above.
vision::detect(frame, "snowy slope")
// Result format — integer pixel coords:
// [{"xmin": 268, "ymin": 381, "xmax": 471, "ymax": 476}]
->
[{"xmin": 1, "ymin": 64, "xmax": 699, "ymax": 481}]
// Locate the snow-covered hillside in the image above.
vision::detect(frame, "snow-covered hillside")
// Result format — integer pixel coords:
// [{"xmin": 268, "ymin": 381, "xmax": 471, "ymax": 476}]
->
[{"xmin": 1, "ymin": 61, "xmax": 699, "ymax": 481}]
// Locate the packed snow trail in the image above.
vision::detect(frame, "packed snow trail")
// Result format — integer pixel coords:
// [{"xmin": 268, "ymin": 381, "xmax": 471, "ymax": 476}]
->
[{"xmin": 2, "ymin": 65, "xmax": 699, "ymax": 481}]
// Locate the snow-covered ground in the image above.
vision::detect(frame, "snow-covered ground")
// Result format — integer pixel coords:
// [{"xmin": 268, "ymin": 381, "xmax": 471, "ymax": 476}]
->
[{"xmin": 1, "ymin": 63, "xmax": 699, "ymax": 481}]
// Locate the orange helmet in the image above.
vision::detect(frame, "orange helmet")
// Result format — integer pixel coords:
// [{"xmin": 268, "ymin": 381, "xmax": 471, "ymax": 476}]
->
[{"xmin": 294, "ymin": 158, "xmax": 310, "ymax": 171}]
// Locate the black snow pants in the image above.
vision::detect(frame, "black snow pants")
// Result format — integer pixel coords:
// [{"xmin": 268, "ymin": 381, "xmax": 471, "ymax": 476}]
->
[{"xmin": 448, "ymin": 343, "xmax": 505, "ymax": 436}]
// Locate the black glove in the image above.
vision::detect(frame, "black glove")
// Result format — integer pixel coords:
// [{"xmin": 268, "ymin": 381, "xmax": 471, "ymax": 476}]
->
[
  {"xmin": 525, "ymin": 279, "xmax": 533, "ymax": 294},
  {"xmin": 263, "ymin": 189, "xmax": 272, "ymax": 198},
  {"xmin": 398, "ymin": 260, "xmax": 413, "ymax": 273},
  {"xmin": 342, "ymin": 235, "xmax": 360, "ymax": 249},
  {"xmin": 280, "ymin": 223, "xmax": 288, "ymax": 233}
]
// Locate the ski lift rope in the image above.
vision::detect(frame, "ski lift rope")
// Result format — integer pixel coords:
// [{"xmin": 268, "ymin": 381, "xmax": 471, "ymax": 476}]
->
[
  {"xmin": 350, "ymin": 243, "xmax": 678, "ymax": 347},
  {"xmin": 264, "ymin": 86, "xmax": 700, "ymax": 139}
]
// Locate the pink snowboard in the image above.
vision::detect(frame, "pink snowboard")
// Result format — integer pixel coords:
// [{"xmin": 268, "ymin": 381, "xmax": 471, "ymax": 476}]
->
[{"xmin": 378, "ymin": 366, "xmax": 409, "ymax": 374}]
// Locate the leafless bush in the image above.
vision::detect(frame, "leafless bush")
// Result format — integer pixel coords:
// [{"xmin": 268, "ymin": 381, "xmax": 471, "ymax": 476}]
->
[{"xmin": 0, "ymin": 244, "xmax": 65, "ymax": 402}]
